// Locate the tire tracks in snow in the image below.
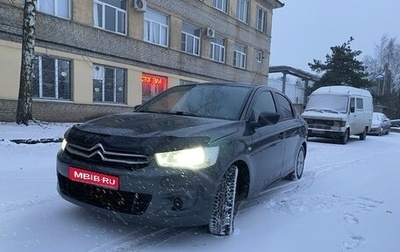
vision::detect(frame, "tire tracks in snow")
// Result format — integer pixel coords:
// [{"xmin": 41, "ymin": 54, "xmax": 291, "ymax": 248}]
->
[
  {"xmin": 88, "ymin": 226, "xmax": 197, "ymax": 252},
  {"xmin": 0, "ymin": 194, "xmax": 60, "ymax": 214},
  {"xmin": 239, "ymin": 155, "xmax": 369, "ymax": 213}
]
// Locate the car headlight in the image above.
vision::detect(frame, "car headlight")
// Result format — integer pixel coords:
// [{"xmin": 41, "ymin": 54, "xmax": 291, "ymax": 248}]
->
[
  {"xmin": 61, "ymin": 138, "xmax": 67, "ymax": 151},
  {"xmin": 333, "ymin": 120, "xmax": 346, "ymax": 127},
  {"xmin": 155, "ymin": 146, "xmax": 219, "ymax": 170}
]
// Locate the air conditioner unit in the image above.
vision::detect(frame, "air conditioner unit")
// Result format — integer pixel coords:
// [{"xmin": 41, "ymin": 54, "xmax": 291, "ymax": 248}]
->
[
  {"xmin": 206, "ymin": 27, "xmax": 215, "ymax": 38},
  {"xmin": 133, "ymin": 0, "xmax": 147, "ymax": 12}
]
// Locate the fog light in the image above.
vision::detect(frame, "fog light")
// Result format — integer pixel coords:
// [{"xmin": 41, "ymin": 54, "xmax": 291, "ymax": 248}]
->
[{"xmin": 172, "ymin": 197, "xmax": 183, "ymax": 210}]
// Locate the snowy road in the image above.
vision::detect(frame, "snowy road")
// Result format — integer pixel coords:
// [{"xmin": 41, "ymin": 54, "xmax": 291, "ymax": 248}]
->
[{"xmin": 1, "ymin": 124, "xmax": 399, "ymax": 252}]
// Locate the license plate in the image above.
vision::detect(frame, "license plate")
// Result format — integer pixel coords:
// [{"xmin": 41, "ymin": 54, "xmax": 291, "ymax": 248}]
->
[{"xmin": 68, "ymin": 167, "xmax": 119, "ymax": 190}]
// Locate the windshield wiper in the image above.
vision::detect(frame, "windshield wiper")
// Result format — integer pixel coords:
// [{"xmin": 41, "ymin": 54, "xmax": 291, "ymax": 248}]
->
[
  {"xmin": 137, "ymin": 110, "xmax": 198, "ymax": 117},
  {"xmin": 305, "ymin": 108, "xmax": 340, "ymax": 114},
  {"xmin": 321, "ymin": 109, "xmax": 340, "ymax": 114},
  {"xmin": 305, "ymin": 107, "xmax": 320, "ymax": 112},
  {"xmin": 174, "ymin": 111, "xmax": 197, "ymax": 117}
]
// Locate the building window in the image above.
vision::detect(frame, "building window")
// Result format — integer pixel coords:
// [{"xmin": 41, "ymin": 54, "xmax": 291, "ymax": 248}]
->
[
  {"xmin": 142, "ymin": 73, "xmax": 168, "ymax": 102},
  {"xmin": 93, "ymin": 64, "xmax": 126, "ymax": 104},
  {"xmin": 37, "ymin": 0, "xmax": 70, "ymax": 19},
  {"xmin": 256, "ymin": 6, "xmax": 266, "ymax": 32},
  {"xmin": 210, "ymin": 36, "xmax": 226, "ymax": 63},
  {"xmin": 213, "ymin": 0, "xmax": 227, "ymax": 13},
  {"xmin": 181, "ymin": 23, "xmax": 200, "ymax": 56},
  {"xmin": 256, "ymin": 50, "xmax": 263, "ymax": 63},
  {"xmin": 144, "ymin": 9, "xmax": 169, "ymax": 47},
  {"xmin": 33, "ymin": 55, "xmax": 72, "ymax": 100},
  {"xmin": 93, "ymin": 0, "xmax": 126, "ymax": 35},
  {"xmin": 233, "ymin": 43, "xmax": 246, "ymax": 69},
  {"xmin": 236, "ymin": 0, "xmax": 249, "ymax": 23}
]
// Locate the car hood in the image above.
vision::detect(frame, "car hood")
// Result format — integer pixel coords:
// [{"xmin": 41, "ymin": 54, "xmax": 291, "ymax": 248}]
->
[{"xmin": 66, "ymin": 112, "xmax": 241, "ymax": 154}]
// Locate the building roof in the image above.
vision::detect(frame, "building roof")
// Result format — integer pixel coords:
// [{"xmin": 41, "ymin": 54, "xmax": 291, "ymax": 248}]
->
[
  {"xmin": 269, "ymin": 65, "xmax": 320, "ymax": 82},
  {"xmin": 264, "ymin": 0, "xmax": 285, "ymax": 8}
]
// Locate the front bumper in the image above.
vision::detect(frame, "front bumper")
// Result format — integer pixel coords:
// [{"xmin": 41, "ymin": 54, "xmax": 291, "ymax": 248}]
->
[
  {"xmin": 307, "ymin": 128, "xmax": 346, "ymax": 139},
  {"xmin": 56, "ymin": 150, "xmax": 220, "ymax": 227}
]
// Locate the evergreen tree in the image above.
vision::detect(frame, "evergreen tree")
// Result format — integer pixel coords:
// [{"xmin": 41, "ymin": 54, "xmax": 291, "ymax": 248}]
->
[{"xmin": 308, "ymin": 37, "xmax": 372, "ymax": 92}]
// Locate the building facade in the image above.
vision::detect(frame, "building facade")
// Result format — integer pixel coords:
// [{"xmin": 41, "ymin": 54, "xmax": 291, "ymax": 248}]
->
[{"xmin": 0, "ymin": 0, "xmax": 283, "ymax": 122}]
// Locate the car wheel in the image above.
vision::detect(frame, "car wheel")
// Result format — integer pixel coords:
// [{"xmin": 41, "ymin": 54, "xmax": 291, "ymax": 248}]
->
[
  {"xmin": 379, "ymin": 127, "xmax": 383, "ymax": 136},
  {"xmin": 359, "ymin": 127, "xmax": 367, "ymax": 140},
  {"xmin": 339, "ymin": 129, "xmax": 349, "ymax": 144},
  {"xmin": 209, "ymin": 165, "xmax": 238, "ymax": 236},
  {"xmin": 289, "ymin": 145, "xmax": 305, "ymax": 180}
]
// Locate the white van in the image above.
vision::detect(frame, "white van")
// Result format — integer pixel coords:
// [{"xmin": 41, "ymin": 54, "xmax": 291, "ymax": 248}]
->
[{"xmin": 301, "ymin": 86, "xmax": 373, "ymax": 144}]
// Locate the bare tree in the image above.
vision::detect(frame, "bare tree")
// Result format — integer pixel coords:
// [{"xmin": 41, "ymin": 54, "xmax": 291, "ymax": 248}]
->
[
  {"xmin": 364, "ymin": 35, "xmax": 400, "ymax": 94},
  {"xmin": 16, "ymin": 0, "xmax": 36, "ymax": 125}
]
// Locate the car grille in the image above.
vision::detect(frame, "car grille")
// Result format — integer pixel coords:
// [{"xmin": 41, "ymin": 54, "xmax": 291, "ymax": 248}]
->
[
  {"xmin": 307, "ymin": 124, "xmax": 332, "ymax": 130},
  {"xmin": 306, "ymin": 119, "xmax": 334, "ymax": 129},
  {"xmin": 58, "ymin": 173, "xmax": 152, "ymax": 215},
  {"xmin": 306, "ymin": 119, "xmax": 334, "ymax": 126},
  {"xmin": 65, "ymin": 142, "xmax": 149, "ymax": 168}
]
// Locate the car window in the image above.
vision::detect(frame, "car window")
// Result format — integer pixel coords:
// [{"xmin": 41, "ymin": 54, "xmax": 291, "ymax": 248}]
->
[
  {"xmin": 251, "ymin": 91, "xmax": 276, "ymax": 122},
  {"xmin": 138, "ymin": 84, "xmax": 252, "ymax": 120},
  {"xmin": 350, "ymin": 97, "xmax": 355, "ymax": 113},
  {"xmin": 356, "ymin": 98, "xmax": 363, "ymax": 110},
  {"xmin": 275, "ymin": 93, "xmax": 294, "ymax": 120}
]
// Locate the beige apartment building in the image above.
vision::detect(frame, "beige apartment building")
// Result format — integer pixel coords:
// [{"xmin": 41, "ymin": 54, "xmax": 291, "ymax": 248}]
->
[{"xmin": 0, "ymin": 0, "xmax": 283, "ymax": 122}]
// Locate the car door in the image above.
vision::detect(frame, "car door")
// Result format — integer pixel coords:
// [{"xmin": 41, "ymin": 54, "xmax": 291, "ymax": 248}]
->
[
  {"xmin": 273, "ymin": 92, "xmax": 303, "ymax": 176},
  {"xmin": 349, "ymin": 97, "xmax": 364, "ymax": 134},
  {"xmin": 247, "ymin": 90, "xmax": 285, "ymax": 193}
]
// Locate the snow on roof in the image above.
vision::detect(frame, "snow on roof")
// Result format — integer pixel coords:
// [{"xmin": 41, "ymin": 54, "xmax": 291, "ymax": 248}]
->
[{"xmin": 312, "ymin": 86, "xmax": 372, "ymax": 97}]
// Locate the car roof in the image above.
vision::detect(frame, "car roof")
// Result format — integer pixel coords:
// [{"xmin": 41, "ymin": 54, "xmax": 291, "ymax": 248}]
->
[{"xmin": 188, "ymin": 82, "xmax": 281, "ymax": 92}]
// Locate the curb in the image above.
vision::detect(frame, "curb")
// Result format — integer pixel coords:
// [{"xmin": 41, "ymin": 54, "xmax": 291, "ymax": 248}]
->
[{"xmin": 10, "ymin": 138, "xmax": 63, "ymax": 144}]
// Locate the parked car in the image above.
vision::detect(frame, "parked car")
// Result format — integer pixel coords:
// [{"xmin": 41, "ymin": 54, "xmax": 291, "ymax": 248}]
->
[
  {"xmin": 56, "ymin": 82, "xmax": 308, "ymax": 236},
  {"xmin": 368, "ymin": 112, "xmax": 391, "ymax": 135},
  {"xmin": 390, "ymin": 119, "xmax": 400, "ymax": 128},
  {"xmin": 301, "ymin": 86, "xmax": 373, "ymax": 144}
]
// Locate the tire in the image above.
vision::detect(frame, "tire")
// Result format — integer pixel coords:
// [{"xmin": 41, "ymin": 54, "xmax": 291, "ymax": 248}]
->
[
  {"xmin": 359, "ymin": 127, "xmax": 367, "ymax": 140},
  {"xmin": 209, "ymin": 165, "xmax": 238, "ymax": 236},
  {"xmin": 289, "ymin": 145, "xmax": 305, "ymax": 180},
  {"xmin": 339, "ymin": 128, "xmax": 349, "ymax": 144}
]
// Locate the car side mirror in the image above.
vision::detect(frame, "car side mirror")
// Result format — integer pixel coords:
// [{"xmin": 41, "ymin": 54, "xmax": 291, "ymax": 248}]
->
[
  {"xmin": 252, "ymin": 112, "xmax": 280, "ymax": 127},
  {"xmin": 350, "ymin": 106, "xmax": 355, "ymax": 113}
]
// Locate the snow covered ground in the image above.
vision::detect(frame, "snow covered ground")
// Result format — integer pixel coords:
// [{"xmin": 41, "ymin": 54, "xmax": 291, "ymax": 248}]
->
[{"xmin": 0, "ymin": 122, "xmax": 399, "ymax": 252}]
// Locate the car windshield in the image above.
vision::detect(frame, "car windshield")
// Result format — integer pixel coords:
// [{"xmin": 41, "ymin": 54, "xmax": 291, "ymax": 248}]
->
[
  {"xmin": 372, "ymin": 113, "xmax": 382, "ymax": 123},
  {"xmin": 305, "ymin": 94, "xmax": 349, "ymax": 113},
  {"xmin": 137, "ymin": 84, "xmax": 252, "ymax": 120}
]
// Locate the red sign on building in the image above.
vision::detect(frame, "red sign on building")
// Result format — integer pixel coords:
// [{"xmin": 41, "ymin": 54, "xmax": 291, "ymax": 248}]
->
[{"xmin": 141, "ymin": 73, "xmax": 168, "ymax": 101}]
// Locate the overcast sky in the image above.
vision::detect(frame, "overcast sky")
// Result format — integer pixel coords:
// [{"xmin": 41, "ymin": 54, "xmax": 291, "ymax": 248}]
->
[{"xmin": 269, "ymin": 0, "xmax": 400, "ymax": 72}]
